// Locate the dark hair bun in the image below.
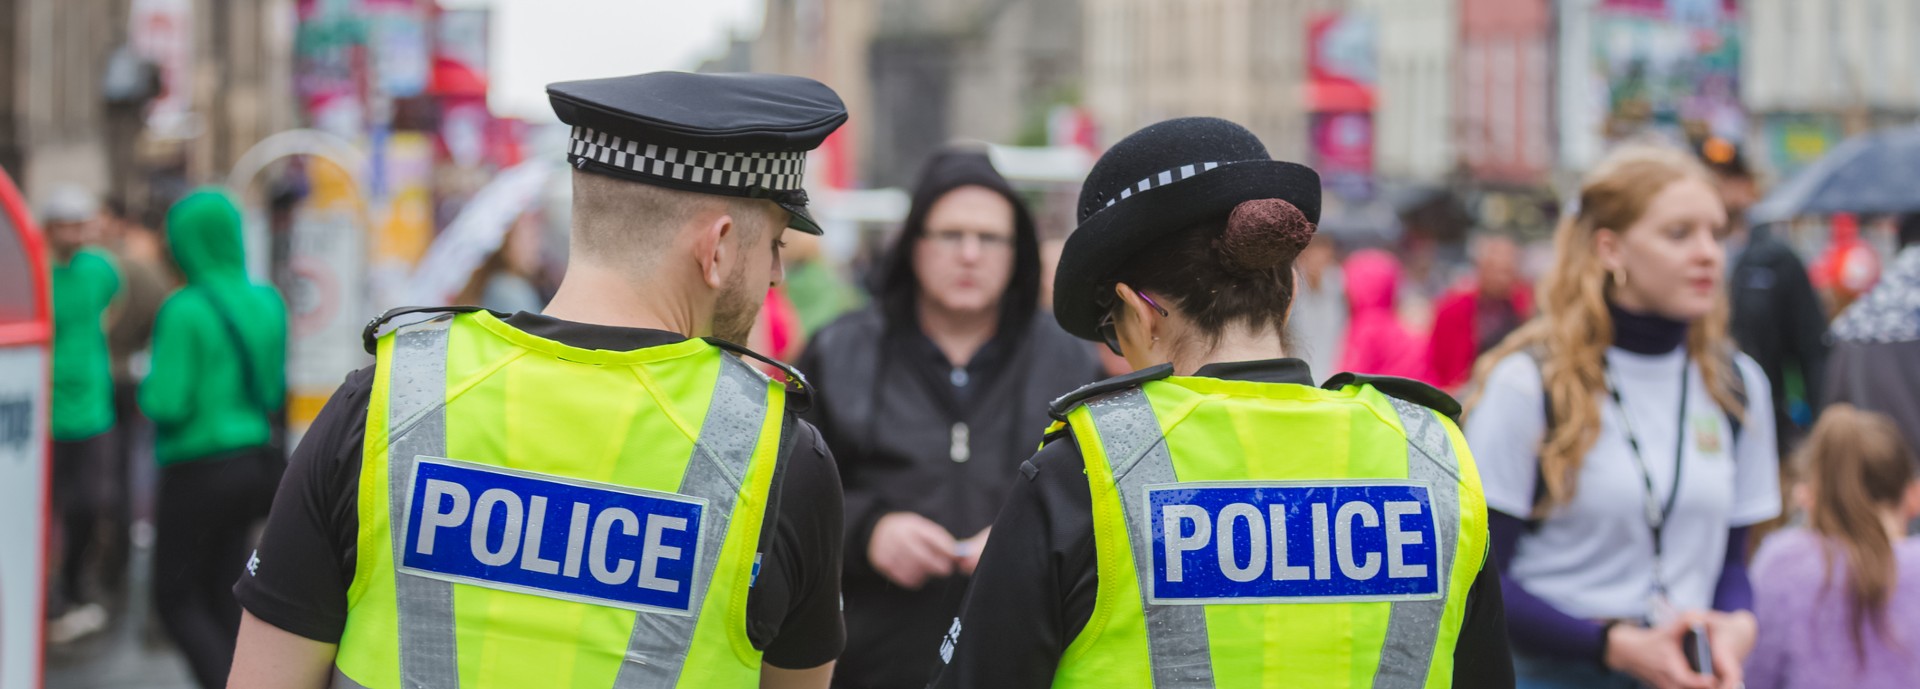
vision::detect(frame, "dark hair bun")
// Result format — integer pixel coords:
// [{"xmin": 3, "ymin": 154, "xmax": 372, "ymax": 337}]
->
[{"xmin": 1216, "ymin": 198, "xmax": 1315, "ymax": 275}]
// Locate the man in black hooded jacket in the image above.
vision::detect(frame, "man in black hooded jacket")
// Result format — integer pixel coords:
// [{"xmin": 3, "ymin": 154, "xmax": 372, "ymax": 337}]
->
[{"xmin": 796, "ymin": 147, "xmax": 1103, "ymax": 688}]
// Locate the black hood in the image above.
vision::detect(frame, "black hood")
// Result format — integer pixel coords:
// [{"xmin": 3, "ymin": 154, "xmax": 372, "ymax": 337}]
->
[{"xmin": 872, "ymin": 147, "xmax": 1042, "ymax": 335}]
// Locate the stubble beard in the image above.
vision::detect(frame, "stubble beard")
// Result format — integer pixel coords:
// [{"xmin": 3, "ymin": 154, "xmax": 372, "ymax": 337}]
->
[{"xmin": 712, "ymin": 261, "xmax": 761, "ymax": 345}]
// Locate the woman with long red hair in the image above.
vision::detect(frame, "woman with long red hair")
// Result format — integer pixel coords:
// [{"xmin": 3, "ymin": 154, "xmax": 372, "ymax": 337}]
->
[{"xmin": 1464, "ymin": 145, "xmax": 1779, "ymax": 689}]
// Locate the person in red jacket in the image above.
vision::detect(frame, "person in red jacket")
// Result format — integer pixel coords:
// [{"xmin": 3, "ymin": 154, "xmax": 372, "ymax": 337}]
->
[{"xmin": 1428, "ymin": 234, "xmax": 1532, "ymax": 391}]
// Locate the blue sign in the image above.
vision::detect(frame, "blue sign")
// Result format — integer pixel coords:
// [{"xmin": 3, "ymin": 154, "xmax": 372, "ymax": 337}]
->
[
  {"xmin": 401, "ymin": 457, "xmax": 706, "ymax": 615},
  {"xmin": 1146, "ymin": 481, "xmax": 1440, "ymax": 604}
]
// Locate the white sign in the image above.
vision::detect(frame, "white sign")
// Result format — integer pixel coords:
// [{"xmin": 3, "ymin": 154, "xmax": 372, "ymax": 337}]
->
[
  {"xmin": 129, "ymin": 0, "xmax": 195, "ymax": 139},
  {"xmin": 286, "ymin": 207, "xmax": 369, "ymax": 439},
  {"xmin": 0, "ymin": 346, "xmax": 47, "ymax": 689}
]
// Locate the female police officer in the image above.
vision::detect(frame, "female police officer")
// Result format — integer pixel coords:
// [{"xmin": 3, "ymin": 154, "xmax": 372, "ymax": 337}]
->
[{"xmin": 930, "ymin": 117, "xmax": 1513, "ymax": 688}]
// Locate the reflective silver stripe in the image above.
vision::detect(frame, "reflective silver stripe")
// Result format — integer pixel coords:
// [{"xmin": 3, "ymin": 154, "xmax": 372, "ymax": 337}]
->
[
  {"xmin": 331, "ymin": 667, "xmax": 373, "ymax": 689},
  {"xmin": 1084, "ymin": 389, "xmax": 1217, "ymax": 689},
  {"xmin": 386, "ymin": 317, "xmax": 459, "ymax": 688},
  {"xmin": 1372, "ymin": 399, "xmax": 1465, "ymax": 689},
  {"xmin": 612, "ymin": 355, "xmax": 772, "ymax": 688}
]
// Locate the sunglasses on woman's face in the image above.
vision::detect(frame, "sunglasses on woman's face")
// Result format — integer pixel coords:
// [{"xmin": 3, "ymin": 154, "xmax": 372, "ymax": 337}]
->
[{"xmin": 1095, "ymin": 287, "xmax": 1169, "ymax": 357}]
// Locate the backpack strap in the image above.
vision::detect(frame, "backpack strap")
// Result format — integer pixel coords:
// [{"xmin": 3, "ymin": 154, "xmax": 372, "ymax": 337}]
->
[
  {"xmin": 1521, "ymin": 344, "xmax": 1750, "ymax": 520},
  {"xmin": 1716, "ymin": 347, "xmax": 1748, "ymax": 444},
  {"xmin": 1522, "ymin": 345, "xmax": 1554, "ymax": 522}
]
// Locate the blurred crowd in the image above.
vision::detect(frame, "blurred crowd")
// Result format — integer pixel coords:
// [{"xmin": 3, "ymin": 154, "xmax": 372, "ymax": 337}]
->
[{"xmin": 37, "ymin": 126, "xmax": 1920, "ymax": 689}]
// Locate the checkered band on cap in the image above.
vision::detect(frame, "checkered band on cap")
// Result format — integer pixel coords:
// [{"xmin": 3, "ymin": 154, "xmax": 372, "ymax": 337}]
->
[
  {"xmin": 568, "ymin": 125, "xmax": 808, "ymax": 192},
  {"xmin": 1103, "ymin": 162, "xmax": 1223, "ymax": 209}
]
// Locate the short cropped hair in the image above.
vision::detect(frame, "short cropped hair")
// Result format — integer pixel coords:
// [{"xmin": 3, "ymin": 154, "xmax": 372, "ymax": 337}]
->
[{"xmin": 569, "ymin": 170, "xmax": 781, "ymax": 269}]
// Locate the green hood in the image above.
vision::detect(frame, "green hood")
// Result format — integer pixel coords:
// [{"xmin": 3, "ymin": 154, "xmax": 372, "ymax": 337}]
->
[
  {"xmin": 142, "ymin": 186, "xmax": 288, "ymax": 464},
  {"xmin": 166, "ymin": 187, "xmax": 249, "ymax": 284}
]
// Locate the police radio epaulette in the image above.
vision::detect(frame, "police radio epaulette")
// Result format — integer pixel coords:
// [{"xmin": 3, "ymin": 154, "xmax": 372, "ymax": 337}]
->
[
  {"xmin": 1047, "ymin": 363, "xmax": 1174, "ymax": 421},
  {"xmin": 703, "ymin": 337, "xmax": 813, "ymax": 414},
  {"xmin": 1320, "ymin": 372, "xmax": 1463, "ymax": 425},
  {"xmin": 362, "ymin": 306, "xmax": 500, "ymax": 354}
]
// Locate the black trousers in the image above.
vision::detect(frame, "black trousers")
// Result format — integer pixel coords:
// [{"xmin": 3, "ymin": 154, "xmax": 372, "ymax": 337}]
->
[
  {"xmin": 153, "ymin": 449, "xmax": 279, "ymax": 689},
  {"xmin": 50, "ymin": 431, "xmax": 113, "ymax": 614},
  {"xmin": 103, "ymin": 380, "xmax": 143, "ymax": 593}
]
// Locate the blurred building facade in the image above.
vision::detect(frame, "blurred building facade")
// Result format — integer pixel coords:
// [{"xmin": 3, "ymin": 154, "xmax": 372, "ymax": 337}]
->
[
  {"xmin": 0, "ymin": 0, "xmax": 298, "ymax": 220},
  {"xmin": 1458, "ymin": 0, "xmax": 1554, "ymax": 184},
  {"xmin": 1744, "ymin": 0, "xmax": 1920, "ymax": 178},
  {"xmin": 1082, "ymin": 0, "xmax": 1339, "ymax": 166},
  {"xmin": 757, "ymin": 0, "xmax": 879, "ymax": 189},
  {"xmin": 756, "ymin": 0, "xmax": 1081, "ymax": 188},
  {"xmin": 1365, "ymin": 0, "xmax": 1457, "ymax": 183}
]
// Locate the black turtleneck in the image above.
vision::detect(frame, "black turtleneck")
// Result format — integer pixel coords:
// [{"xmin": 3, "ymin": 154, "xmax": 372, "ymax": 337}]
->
[{"xmin": 1609, "ymin": 302, "xmax": 1689, "ymax": 355}]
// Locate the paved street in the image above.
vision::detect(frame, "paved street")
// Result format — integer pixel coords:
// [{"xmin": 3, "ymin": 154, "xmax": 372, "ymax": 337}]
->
[{"xmin": 44, "ymin": 545, "xmax": 195, "ymax": 689}]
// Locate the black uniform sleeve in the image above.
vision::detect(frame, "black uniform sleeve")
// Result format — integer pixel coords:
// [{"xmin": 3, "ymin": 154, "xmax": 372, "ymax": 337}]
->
[
  {"xmin": 931, "ymin": 437, "xmax": 1093, "ymax": 688},
  {"xmin": 753, "ymin": 421, "xmax": 848, "ymax": 669},
  {"xmin": 233, "ymin": 367, "xmax": 372, "ymax": 643},
  {"xmin": 1452, "ymin": 553, "xmax": 1515, "ymax": 687}
]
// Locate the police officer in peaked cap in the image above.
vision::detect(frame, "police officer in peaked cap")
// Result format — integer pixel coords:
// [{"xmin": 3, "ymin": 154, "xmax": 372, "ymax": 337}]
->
[
  {"xmin": 931, "ymin": 117, "xmax": 1515, "ymax": 688},
  {"xmin": 230, "ymin": 72, "xmax": 851, "ymax": 689}
]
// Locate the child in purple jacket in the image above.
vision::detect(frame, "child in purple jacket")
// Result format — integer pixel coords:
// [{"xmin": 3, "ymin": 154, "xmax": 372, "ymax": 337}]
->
[{"xmin": 1748, "ymin": 405, "xmax": 1920, "ymax": 689}]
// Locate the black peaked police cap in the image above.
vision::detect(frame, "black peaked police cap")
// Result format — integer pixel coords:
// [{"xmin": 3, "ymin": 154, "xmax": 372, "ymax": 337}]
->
[
  {"xmin": 548, "ymin": 71, "xmax": 848, "ymax": 235},
  {"xmin": 1054, "ymin": 117, "xmax": 1322, "ymax": 341}
]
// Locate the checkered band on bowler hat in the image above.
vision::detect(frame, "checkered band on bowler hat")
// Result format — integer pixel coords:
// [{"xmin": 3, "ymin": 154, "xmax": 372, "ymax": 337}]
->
[{"xmin": 1053, "ymin": 117, "xmax": 1323, "ymax": 341}]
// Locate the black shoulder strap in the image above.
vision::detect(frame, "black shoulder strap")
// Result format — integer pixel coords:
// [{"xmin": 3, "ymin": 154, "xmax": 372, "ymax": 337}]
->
[
  {"xmin": 704, "ymin": 337, "xmax": 814, "ymax": 415},
  {"xmin": 1514, "ymin": 344, "xmax": 1751, "ymax": 519},
  {"xmin": 1320, "ymin": 372, "xmax": 1463, "ymax": 425},
  {"xmin": 362, "ymin": 306, "xmax": 501, "ymax": 354},
  {"xmin": 1047, "ymin": 363, "xmax": 1175, "ymax": 422},
  {"xmin": 196, "ymin": 286, "xmax": 270, "ymax": 415},
  {"xmin": 1523, "ymin": 345, "xmax": 1553, "ymax": 522},
  {"xmin": 1718, "ymin": 347, "xmax": 1748, "ymax": 444}
]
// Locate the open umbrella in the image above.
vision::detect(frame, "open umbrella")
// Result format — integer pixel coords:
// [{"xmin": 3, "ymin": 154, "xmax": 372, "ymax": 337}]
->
[
  {"xmin": 403, "ymin": 159, "xmax": 555, "ymax": 305},
  {"xmin": 1749, "ymin": 124, "xmax": 1920, "ymax": 225}
]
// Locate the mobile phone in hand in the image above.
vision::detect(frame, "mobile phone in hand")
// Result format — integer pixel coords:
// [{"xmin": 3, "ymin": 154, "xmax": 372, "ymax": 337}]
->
[{"xmin": 1683, "ymin": 624, "xmax": 1714, "ymax": 677}]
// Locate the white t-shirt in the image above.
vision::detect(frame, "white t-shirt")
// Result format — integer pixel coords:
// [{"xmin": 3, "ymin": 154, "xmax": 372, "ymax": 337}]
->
[{"xmin": 1466, "ymin": 347, "xmax": 1780, "ymax": 620}]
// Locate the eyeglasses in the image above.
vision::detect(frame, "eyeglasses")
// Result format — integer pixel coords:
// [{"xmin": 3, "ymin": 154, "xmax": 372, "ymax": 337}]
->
[
  {"xmin": 1095, "ymin": 287, "xmax": 1169, "ymax": 357},
  {"xmin": 924, "ymin": 229, "xmax": 1015, "ymax": 253}
]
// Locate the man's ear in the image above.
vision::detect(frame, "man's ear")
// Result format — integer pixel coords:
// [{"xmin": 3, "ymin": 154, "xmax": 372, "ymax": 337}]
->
[{"xmin": 694, "ymin": 211, "xmax": 737, "ymax": 290}]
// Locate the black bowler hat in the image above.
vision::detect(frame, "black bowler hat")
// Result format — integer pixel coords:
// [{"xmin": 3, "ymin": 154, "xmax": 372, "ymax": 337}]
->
[
  {"xmin": 548, "ymin": 72, "xmax": 848, "ymax": 234},
  {"xmin": 1053, "ymin": 117, "xmax": 1321, "ymax": 341}
]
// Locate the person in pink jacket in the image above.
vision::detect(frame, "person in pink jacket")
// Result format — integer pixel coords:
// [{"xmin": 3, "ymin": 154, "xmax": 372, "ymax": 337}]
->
[{"xmin": 1337, "ymin": 249, "xmax": 1427, "ymax": 379}]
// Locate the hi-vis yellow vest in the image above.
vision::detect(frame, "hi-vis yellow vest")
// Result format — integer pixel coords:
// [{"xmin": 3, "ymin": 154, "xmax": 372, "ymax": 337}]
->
[
  {"xmin": 332, "ymin": 311, "xmax": 788, "ymax": 689},
  {"xmin": 1048, "ymin": 371, "xmax": 1488, "ymax": 689}
]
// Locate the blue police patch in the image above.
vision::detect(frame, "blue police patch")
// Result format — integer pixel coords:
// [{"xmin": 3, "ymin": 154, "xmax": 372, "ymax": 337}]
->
[
  {"xmin": 1145, "ymin": 481, "xmax": 1441, "ymax": 605},
  {"xmin": 401, "ymin": 457, "xmax": 707, "ymax": 615}
]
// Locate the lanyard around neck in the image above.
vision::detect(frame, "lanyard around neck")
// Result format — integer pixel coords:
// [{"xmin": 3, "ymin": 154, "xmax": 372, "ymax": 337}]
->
[{"xmin": 1605, "ymin": 355, "xmax": 1692, "ymax": 595}]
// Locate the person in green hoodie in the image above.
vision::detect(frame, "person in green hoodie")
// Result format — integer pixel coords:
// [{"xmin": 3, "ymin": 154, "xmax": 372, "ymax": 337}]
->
[
  {"xmin": 140, "ymin": 187, "xmax": 287, "ymax": 689},
  {"xmin": 43, "ymin": 185, "xmax": 119, "ymax": 642}
]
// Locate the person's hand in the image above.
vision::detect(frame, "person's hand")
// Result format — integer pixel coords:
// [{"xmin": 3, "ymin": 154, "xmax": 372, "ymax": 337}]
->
[
  {"xmin": 955, "ymin": 527, "xmax": 991, "ymax": 576},
  {"xmin": 868, "ymin": 512, "xmax": 957, "ymax": 590},
  {"xmin": 1704, "ymin": 610, "xmax": 1756, "ymax": 689},
  {"xmin": 1604, "ymin": 620, "xmax": 1715, "ymax": 689}
]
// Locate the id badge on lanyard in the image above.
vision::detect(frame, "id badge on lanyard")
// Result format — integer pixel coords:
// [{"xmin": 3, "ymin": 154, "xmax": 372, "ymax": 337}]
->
[{"xmin": 1607, "ymin": 358, "xmax": 1691, "ymax": 624}]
